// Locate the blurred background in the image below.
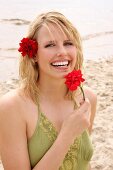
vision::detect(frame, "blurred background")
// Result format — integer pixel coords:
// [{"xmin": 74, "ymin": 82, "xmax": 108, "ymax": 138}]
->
[{"xmin": 0, "ymin": 0, "xmax": 113, "ymax": 81}]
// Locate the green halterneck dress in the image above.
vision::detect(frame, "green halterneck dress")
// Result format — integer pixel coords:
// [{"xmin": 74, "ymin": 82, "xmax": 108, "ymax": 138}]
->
[{"xmin": 27, "ymin": 104, "xmax": 93, "ymax": 170}]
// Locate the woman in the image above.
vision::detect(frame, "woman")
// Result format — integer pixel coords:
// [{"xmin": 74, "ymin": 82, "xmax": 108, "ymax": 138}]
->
[{"xmin": 0, "ymin": 11, "xmax": 97, "ymax": 170}]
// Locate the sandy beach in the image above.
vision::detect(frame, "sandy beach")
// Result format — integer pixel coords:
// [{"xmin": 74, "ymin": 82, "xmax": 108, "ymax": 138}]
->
[
  {"xmin": 0, "ymin": 56, "xmax": 113, "ymax": 170},
  {"xmin": 85, "ymin": 57, "xmax": 113, "ymax": 170}
]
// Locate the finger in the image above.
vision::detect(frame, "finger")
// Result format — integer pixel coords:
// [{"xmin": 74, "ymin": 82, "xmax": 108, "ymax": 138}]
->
[{"xmin": 79, "ymin": 98, "xmax": 90, "ymax": 111}]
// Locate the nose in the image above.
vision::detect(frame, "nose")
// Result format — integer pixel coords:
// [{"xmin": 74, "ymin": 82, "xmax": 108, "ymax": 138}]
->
[{"xmin": 56, "ymin": 45, "xmax": 67, "ymax": 57}]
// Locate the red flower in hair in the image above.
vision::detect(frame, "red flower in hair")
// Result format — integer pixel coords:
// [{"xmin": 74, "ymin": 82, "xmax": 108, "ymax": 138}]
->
[
  {"xmin": 65, "ymin": 70, "xmax": 85, "ymax": 100},
  {"xmin": 18, "ymin": 38, "xmax": 38, "ymax": 58}
]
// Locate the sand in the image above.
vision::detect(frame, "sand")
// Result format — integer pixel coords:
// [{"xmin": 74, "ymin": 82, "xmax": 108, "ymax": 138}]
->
[
  {"xmin": 0, "ymin": 57, "xmax": 113, "ymax": 170},
  {"xmin": 85, "ymin": 57, "xmax": 113, "ymax": 170}
]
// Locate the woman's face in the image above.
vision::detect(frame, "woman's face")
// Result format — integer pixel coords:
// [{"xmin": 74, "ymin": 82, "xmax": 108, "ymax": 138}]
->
[{"xmin": 36, "ymin": 23, "xmax": 77, "ymax": 80}]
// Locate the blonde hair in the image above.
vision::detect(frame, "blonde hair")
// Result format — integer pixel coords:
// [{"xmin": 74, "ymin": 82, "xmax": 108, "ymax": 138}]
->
[{"xmin": 19, "ymin": 11, "xmax": 84, "ymax": 103}]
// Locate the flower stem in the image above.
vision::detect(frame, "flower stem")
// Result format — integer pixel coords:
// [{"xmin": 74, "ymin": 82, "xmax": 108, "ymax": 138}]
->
[{"xmin": 80, "ymin": 86, "xmax": 85, "ymax": 101}]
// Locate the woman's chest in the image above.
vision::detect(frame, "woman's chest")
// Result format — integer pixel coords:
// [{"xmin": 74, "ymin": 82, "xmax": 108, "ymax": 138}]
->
[
  {"xmin": 39, "ymin": 100, "xmax": 75, "ymax": 133},
  {"xmin": 26, "ymin": 100, "xmax": 75, "ymax": 139}
]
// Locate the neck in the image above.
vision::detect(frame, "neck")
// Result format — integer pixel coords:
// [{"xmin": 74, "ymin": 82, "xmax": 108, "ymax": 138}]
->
[{"xmin": 38, "ymin": 77, "xmax": 68, "ymax": 102}]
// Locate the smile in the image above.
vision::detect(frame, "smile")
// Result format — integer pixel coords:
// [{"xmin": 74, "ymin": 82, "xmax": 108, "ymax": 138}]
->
[{"xmin": 51, "ymin": 60, "xmax": 70, "ymax": 67}]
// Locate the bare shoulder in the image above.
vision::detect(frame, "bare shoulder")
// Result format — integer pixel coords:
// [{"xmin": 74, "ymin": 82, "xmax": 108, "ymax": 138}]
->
[
  {"xmin": 84, "ymin": 86, "xmax": 97, "ymax": 134},
  {"xmin": 0, "ymin": 88, "xmax": 25, "ymax": 130},
  {"xmin": 0, "ymin": 89, "xmax": 24, "ymax": 117},
  {"xmin": 0, "ymin": 87, "xmax": 30, "ymax": 110},
  {"xmin": 0, "ymin": 88, "xmax": 28, "ymax": 139},
  {"xmin": 0, "ymin": 88, "xmax": 30, "ymax": 138},
  {"xmin": 0, "ymin": 89, "xmax": 19, "ymax": 105},
  {"xmin": 84, "ymin": 86, "xmax": 97, "ymax": 106}
]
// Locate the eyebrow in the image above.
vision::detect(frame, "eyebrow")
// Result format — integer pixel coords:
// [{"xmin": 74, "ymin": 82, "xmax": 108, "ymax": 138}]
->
[
  {"xmin": 64, "ymin": 40, "xmax": 73, "ymax": 42},
  {"xmin": 45, "ymin": 40, "xmax": 55, "ymax": 44},
  {"xmin": 45, "ymin": 39, "xmax": 72, "ymax": 44}
]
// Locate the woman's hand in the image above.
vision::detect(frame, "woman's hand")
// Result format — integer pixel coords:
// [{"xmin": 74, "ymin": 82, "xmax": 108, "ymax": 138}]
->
[{"xmin": 60, "ymin": 98, "xmax": 91, "ymax": 142}]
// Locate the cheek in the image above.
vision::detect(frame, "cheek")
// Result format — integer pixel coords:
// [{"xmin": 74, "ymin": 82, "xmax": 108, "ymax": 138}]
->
[
  {"xmin": 36, "ymin": 52, "xmax": 50, "ymax": 66},
  {"xmin": 71, "ymin": 48, "xmax": 77, "ymax": 59},
  {"xmin": 38, "ymin": 48, "xmax": 54, "ymax": 58}
]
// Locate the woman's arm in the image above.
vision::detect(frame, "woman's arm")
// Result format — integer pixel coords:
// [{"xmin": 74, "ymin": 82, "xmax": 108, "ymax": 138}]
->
[
  {"xmin": 84, "ymin": 87, "xmax": 97, "ymax": 134},
  {"xmin": 88, "ymin": 163, "xmax": 92, "ymax": 170},
  {"xmin": 84, "ymin": 87, "xmax": 97, "ymax": 170},
  {"xmin": 33, "ymin": 128, "xmax": 74, "ymax": 170},
  {"xmin": 0, "ymin": 97, "xmax": 31, "ymax": 170}
]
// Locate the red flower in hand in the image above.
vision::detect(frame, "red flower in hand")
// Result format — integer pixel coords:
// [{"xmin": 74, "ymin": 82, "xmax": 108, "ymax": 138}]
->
[
  {"xmin": 18, "ymin": 38, "xmax": 38, "ymax": 58},
  {"xmin": 65, "ymin": 70, "xmax": 85, "ymax": 100}
]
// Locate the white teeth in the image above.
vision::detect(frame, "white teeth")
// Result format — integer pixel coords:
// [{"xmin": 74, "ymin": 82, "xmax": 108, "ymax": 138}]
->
[{"xmin": 51, "ymin": 61, "xmax": 69, "ymax": 66}]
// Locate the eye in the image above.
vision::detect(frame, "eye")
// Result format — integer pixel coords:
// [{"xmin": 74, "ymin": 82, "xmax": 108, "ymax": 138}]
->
[
  {"xmin": 45, "ymin": 43, "xmax": 55, "ymax": 48},
  {"xmin": 64, "ymin": 41, "xmax": 74, "ymax": 46}
]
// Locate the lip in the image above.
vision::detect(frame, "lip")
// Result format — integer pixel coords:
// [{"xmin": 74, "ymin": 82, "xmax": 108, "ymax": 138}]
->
[
  {"xmin": 51, "ymin": 65, "xmax": 69, "ymax": 71},
  {"xmin": 50, "ymin": 60, "xmax": 71, "ymax": 71},
  {"xmin": 50, "ymin": 59, "xmax": 71, "ymax": 67},
  {"xmin": 51, "ymin": 59, "xmax": 70, "ymax": 63}
]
